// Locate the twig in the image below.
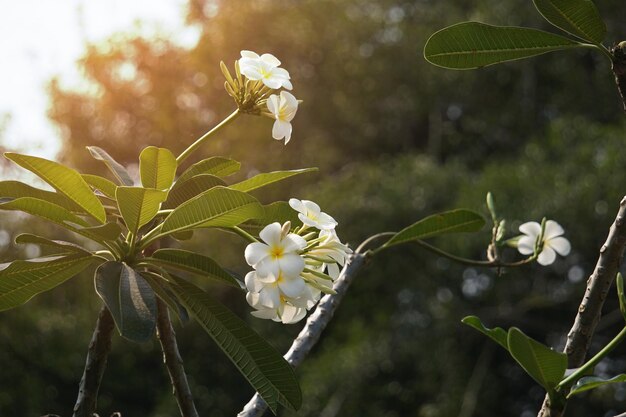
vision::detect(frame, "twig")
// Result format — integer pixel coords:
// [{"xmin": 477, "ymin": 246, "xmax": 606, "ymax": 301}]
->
[
  {"xmin": 73, "ymin": 306, "xmax": 115, "ymax": 417},
  {"xmin": 538, "ymin": 197, "xmax": 626, "ymax": 416},
  {"xmin": 237, "ymin": 251, "xmax": 369, "ymax": 417},
  {"xmin": 156, "ymin": 298, "xmax": 199, "ymax": 417},
  {"xmin": 610, "ymin": 42, "xmax": 626, "ymax": 112}
]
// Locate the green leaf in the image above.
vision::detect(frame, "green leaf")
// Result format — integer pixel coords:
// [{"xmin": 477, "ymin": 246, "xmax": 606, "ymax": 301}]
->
[
  {"xmin": 507, "ymin": 327, "xmax": 568, "ymax": 393},
  {"xmin": 15, "ymin": 234, "xmax": 90, "ymax": 255},
  {"xmin": 86, "ymin": 146, "xmax": 134, "ymax": 186},
  {"xmin": 5, "ymin": 153, "xmax": 106, "ymax": 223},
  {"xmin": 168, "ymin": 275, "xmax": 302, "ymax": 413},
  {"xmin": 139, "ymin": 146, "xmax": 177, "ymax": 190},
  {"xmin": 116, "ymin": 187, "xmax": 167, "ymax": 235},
  {"xmin": 533, "ymin": 0, "xmax": 606, "ymax": 43},
  {"xmin": 177, "ymin": 157, "xmax": 240, "ymax": 183},
  {"xmin": 461, "ymin": 316, "xmax": 509, "ymax": 350},
  {"xmin": 0, "ymin": 180, "xmax": 84, "ymax": 212},
  {"xmin": 75, "ymin": 223, "xmax": 124, "ymax": 242},
  {"xmin": 0, "ymin": 197, "xmax": 90, "ymax": 228},
  {"xmin": 141, "ymin": 272, "xmax": 189, "ymax": 324},
  {"xmin": 424, "ymin": 22, "xmax": 583, "ymax": 70},
  {"xmin": 82, "ymin": 174, "xmax": 118, "ymax": 199},
  {"xmin": 385, "ymin": 209, "xmax": 485, "ymax": 247},
  {"xmin": 94, "ymin": 261, "xmax": 157, "ymax": 342},
  {"xmin": 616, "ymin": 273, "xmax": 626, "ymax": 322},
  {"xmin": 163, "ymin": 174, "xmax": 226, "ymax": 209},
  {"xmin": 147, "ymin": 249, "xmax": 241, "ymax": 288},
  {"xmin": 0, "ymin": 254, "xmax": 95, "ymax": 311},
  {"xmin": 229, "ymin": 168, "xmax": 317, "ymax": 193},
  {"xmin": 240, "ymin": 202, "xmax": 301, "ymax": 235},
  {"xmin": 161, "ymin": 187, "xmax": 263, "ymax": 234},
  {"xmin": 568, "ymin": 374, "xmax": 626, "ymax": 398}
]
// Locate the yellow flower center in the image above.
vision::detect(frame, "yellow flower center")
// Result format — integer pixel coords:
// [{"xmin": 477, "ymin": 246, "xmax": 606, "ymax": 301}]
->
[{"xmin": 270, "ymin": 245, "xmax": 284, "ymax": 259}]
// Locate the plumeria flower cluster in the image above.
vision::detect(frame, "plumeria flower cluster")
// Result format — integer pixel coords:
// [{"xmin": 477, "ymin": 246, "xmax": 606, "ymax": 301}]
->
[
  {"xmin": 515, "ymin": 219, "xmax": 571, "ymax": 266},
  {"xmin": 221, "ymin": 50, "xmax": 300, "ymax": 144},
  {"xmin": 244, "ymin": 199, "xmax": 352, "ymax": 324}
]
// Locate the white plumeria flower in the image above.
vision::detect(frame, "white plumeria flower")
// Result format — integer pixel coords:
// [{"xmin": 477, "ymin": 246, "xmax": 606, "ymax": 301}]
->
[
  {"xmin": 246, "ymin": 291, "xmax": 308, "ymax": 324},
  {"xmin": 267, "ymin": 91, "xmax": 299, "ymax": 144},
  {"xmin": 244, "ymin": 270, "xmax": 307, "ymax": 308},
  {"xmin": 244, "ymin": 222, "xmax": 306, "ymax": 278},
  {"xmin": 306, "ymin": 229, "xmax": 352, "ymax": 279},
  {"xmin": 239, "ymin": 50, "xmax": 293, "ymax": 90},
  {"xmin": 517, "ymin": 220, "xmax": 571, "ymax": 266},
  {"xmin": 289, "ymin": 198, "xmax": 338, "ymax": 230}
]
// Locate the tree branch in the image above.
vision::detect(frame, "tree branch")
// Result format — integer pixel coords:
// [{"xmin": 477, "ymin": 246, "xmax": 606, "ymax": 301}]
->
[
  {"xmin": 538, "ymin": 196, "xmax": 626, "ymax": 416},
  {"xmin": 156, "ymin": 298, "xmax": 199, "ymax": 417},
  {"xmin": 237, "ymin": 251, "xmax": 369, "ymax": 417},
  {"xmin": 610, "ymin": 42, "xmax": 626, "ymax": 112},
  {"xmin": 73, "ymin": 306, "xmax": 115, "ymax": 417}
]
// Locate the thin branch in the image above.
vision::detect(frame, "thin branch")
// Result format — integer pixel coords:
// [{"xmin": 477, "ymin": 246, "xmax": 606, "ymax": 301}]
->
[
  {"xmin": 610, "ymin": 42, "xmax": 626, "ymax": 112},
  {"xmin": 237, "ymin": 251, "xmax": 370, "ymax": 417},
  {"xmin": 156, "ymin": 298, "xmax": 199, "ymax": 417},
  {"xmin": 73, "ymin": 306, "xmax": 115, "ymax": 417},
  {"xmin": 538, "ymin": 196, "xmax": 626, "ymax": 417}
]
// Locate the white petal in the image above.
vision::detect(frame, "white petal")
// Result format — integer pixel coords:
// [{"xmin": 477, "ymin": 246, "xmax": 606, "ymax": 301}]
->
[
  {"xmin": 260, "ymin": 53, "xmax": 281, "ymax": 67},
  {"xmin": 251, "ymin": 308, "xmax": 279, "ymax": 320},
  {"xmin": 548, "ymin": 237, "xmax": 571, "ymax": 256},
  {"xmin": 245, "ymin": 271, "xmax": 263, "ymax": 292},
  {"xmin": 537, "ymin": 247, "xmax": 557, "ymax": 266},
  {"xmin": 282, "ymin": 79, "xmax": 293, "ymax": 90},
  {"xmin": 240, "ymin": 67, "xmax": 263, "ymax": 81},
  {"xmin": 271, "ymin": 67, "xmax": 290, "ymax": 79},
  {"xmin": 281, "ymin": 305, "xmax": 306, "ymax": 324},
  {"xmin": 245, "ymin": 242, "xmax": 270, "ymax": 266},
  {"xmin": 317, "ymin": 212, "xmax": 338, "ymax": 230},
  {"xmin": 299, "ymin": 213, "xmax": 319, "ymax": 228},
  {"xmin": 278, "ymin": 253, "xmax": 305, "ymax": 277},
  {"xmin": 544, "ymin": 220, "xmax": 565, "ymax": 240},
  {"xmin": 327, "ymin": 263, "xmax": 340, "ymax": 280},
  {"xmin": 259, "ymin": 286, "xmax": 280, "ymax": 308},
  {"xmin": 259, "ymin": 222, "xmax": 282, "ymax": 246},
  {"xmin": 282, "ymin": 233, "xmax": 307, "ymax": 252},
  {"xmin": 262, "ymin": 77, "xmax": 283, "ymax": 90},
  {"xmin": 267, "ymin": 94, "xmax": 279, "ymax": 116},
  {"xmin": 302, "ymin": 200, "xmax": 321, "ymax": 215},
  {"xmin": 519, "ymin": 221, "xmax": 541, "ymax": 237},
  {"xmin": 517, "ymin": 235, "xmax": 537, "ymax": 255},
  {"xmin": 278, "ymin": 276, "xmax": 306, "ymax": 297},
  {"xmin": 246, "ymin": 291, "xmax": 261, "ymax": 307},
  {"xmin": 256, "ymin": 258, "xmax": 280, "ymax": 279},
  {"xmin": 289, "ymin": 198, "xmax": 306, "ymax": 214},
  {"xmin": 272, "ymin": 120, "xmax": 292, "ymax": 141},
  {"xmin": 240, "ymin": 50, "xmax": 260, "ymax": 59},
  {"xmin": 281, "ymin": 91, "xmax": 298, "ymax": 109}
]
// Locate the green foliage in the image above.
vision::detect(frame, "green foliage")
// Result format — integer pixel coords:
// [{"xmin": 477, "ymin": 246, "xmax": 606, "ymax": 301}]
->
[
  {"xmin": 87, "ymin": 146, "xmax": 134, "ymax": 186},
  {"xmin": 0, "ymin": 254, "xmax": 96, "ymax": 311},
  {"xmin": 116, "ymin": 187, "xmax": 167, "ymax": 235},
  {"xmin": 568, "ymin": 375, "xmax": 626, "ymax": 398},
  {"xmin": 532, "ymin": 0, "xmax": 606, "ymax": 43},
  {"xmin": 168, "ymin": 275, "xmax": 302, "ymax": 413},
  {"xmin": 384, "ymin": 209, "xmax": 485, "ymax": 247},
  {"xmin": 95, "ymin": 261, "xmax": 157, "ymax": 342},
  {"xmin": 424, "ymin": 23, "xmax": 584, "ymax": 69},
  {"xmin": 461, "ymin": 316, "xmax": 508, "ymax": 350},
  {"xmin": 229, "ymin": 168, "xmax": 318, "ymax": 193},
  {"xmin": 177, "ymin": 157, "xmax": 241, "ymax": 183},
  {"xmin": 139, "ymin": 146, "xmax": 177, "ymax": 190},
  {"xmin": 163, "ymin": 174, "xmax": 226, "ymax": 209},
  {"xmin": 617, "ymin": 273, "xmax": 626, "ymax": 322}
]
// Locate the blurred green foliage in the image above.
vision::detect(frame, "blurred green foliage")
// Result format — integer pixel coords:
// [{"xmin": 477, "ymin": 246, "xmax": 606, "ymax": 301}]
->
[{"xmin": 2, "ymin": 0, "xmax": 626, "ymax": 415}]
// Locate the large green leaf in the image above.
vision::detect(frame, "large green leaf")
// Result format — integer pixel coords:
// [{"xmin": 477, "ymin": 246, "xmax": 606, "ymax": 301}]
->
[
  {"xmin": 116, "ymin": 187, "xmax": 167, "ymax": 235},
  {"xmin": 147, "ymin": 249, "xmax": 241, "ymax": 288},
  {"xmin": 176, "ymin": 157, "xmax": 240, "ymax": 183},
  {"xmin": 462, "ymin": 316, "xmax": 509, "ymax": 350},
  {"xmin": 240, "ymin": 202, "xmax": 301, "ymax": 235},
  {"xmin": 0, "ymin": 254, "xmax": 95, "ymax": 311},
  {"xmin": 139, "ymin": 146, "xmax": 177, "ymax": 190},
  {"xmin": 0, "ymin": 180, "xmax": 84, "ymax": 212},
  {"xmin": 94, "ymin": 261, "xmax": 157, "ymax": 342},
  {"xmin": 229, "ymin": 168, "xmax": 317, "ymax": 193},
  {"xmin": 533, "ymin": 0, "xmax": 606, "ymax": 43},
  {"xmin": 82, "ymin": 174, "xmax": 118, "ymax": 199},
  {"xmin": 5, "ymin": 153, "xmax": 106, "ymax": 223},
  {"xmin": 384, "ymin": 209, "xmax": 485, "ymax": 247},
  {"xmin": 161, "ymin": 187, "xmax": 263, "ymax": 234},
  {"xmin": 507, "ymin": 327, "xmax": 568, "ymax": 393},
  {"xmin": 77, "ymin": 223, "xmax": 124, "ymax": 242},
  {"xmin": 141, "ymin": 271, "xmax": 189, "ymax": 324},
  {"xmin": 0, "ymin": 197, "xmax": 90, "ymax": 228},
  {"xmin": 424, "ymin": 22, "xmax": 583, "ymax": 69},
  {"xmin": 163, "ymin": 174, "xmax": 226, "ymax": 209},
  {"xmin": 86, "ymin": 146, "xmax": 134, "ymax": 186},
  {"xmin": 168, "ymin": 275, "xmax": 302, "ymax": 413},
  {"xmin": 15, "ymin": 234, "xmax": 90, "ymax": 255},
  {"xmin": 568, "ymin": 374, "xmax": 626, "ymax": 398}
]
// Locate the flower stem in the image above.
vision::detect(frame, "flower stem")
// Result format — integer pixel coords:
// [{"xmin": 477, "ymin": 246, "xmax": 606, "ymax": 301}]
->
[
  {"xmin": 557, "ymin": 326, "xmax": 626, "ymax": 390},
  {"xmin": 176, "ymin": 109, "xmax": 240, "ymax": 165},
  {"xmin": 229, "ymin": 226, "xmax": 259, "ymax": 243}
]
